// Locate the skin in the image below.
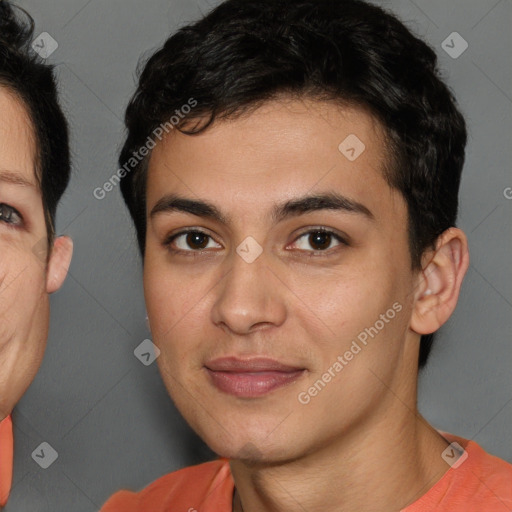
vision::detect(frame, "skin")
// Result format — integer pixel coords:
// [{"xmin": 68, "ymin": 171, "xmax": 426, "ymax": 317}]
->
[
  {"xmin": 0, "ymin": 87, "xmax": 73, "ymax": 422},
  {"xmin": 143, "ymin": 97, "xmax": 469, "ymax": 512}
]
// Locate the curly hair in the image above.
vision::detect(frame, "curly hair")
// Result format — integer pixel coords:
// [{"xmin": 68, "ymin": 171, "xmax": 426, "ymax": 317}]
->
[
  {"xmin": 119, "ymin": 0, "xmax": 468, "ymax": 368},
  {"xmin": 0, "ymin": 1, "xmax": 70, "ymax": 247}
]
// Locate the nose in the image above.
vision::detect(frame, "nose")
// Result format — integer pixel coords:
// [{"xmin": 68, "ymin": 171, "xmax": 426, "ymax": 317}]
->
[{"xmin": 210, "ymin": 245, "xmax": 287, "ymax": 335}]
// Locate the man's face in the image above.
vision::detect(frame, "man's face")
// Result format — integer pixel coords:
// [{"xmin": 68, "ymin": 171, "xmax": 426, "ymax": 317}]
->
[
  {"xmin": 144, "ymin": 98, "xmax": 422, "ymax": 462},
  {"xmin": 0, "ymin": 88, "xmax": 71, "ymax": 420}
]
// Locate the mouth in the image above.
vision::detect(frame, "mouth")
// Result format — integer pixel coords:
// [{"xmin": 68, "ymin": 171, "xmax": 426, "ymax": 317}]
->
[{"xmin": 204, "ymin": 357, "xmax": 306, "ymax": 398}]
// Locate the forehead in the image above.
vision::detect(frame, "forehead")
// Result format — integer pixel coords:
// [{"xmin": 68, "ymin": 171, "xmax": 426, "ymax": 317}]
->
[
  {"xmin": 152, "ymin": 97, "xmax": 389, "ymax": 166},
  {"xmin": 0, "ymin": 86, "xmax": 37, "ymax": 186},
  {"xmin": 146, "ymin": 97, "xmax": 402, "ymax": 224}
]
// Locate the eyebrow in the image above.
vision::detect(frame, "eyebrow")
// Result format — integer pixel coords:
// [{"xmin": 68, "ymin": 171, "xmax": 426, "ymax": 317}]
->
[
  {"xmin": 150, "ymin": 192, "xmax": 375, "ymax": 224},
  {"xmin": 0, "ymin": 169, "xmax": 36, "ymax": 188}
]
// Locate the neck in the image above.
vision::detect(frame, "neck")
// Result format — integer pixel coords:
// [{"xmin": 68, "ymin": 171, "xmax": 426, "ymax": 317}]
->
[{"xmin": 230, "ymin": 391, "xmax": 450, "ymax": 512}]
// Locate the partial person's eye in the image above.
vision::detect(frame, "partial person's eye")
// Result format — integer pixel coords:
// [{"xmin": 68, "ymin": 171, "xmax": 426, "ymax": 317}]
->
[
  {"xmin": 164, "ymin": 229, "xmax": 222, "ymax": 256},
  {"xmin": 0, "ymin": 203, "xmax": 23, "ymax": 227},
  {"xmin": 289, "ymin": 228, "xmax": 349, "ymax": 255}
]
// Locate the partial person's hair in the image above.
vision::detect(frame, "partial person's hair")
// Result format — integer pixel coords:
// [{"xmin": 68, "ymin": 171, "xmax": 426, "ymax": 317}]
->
[
  {"xmin": 0, "ymin": 1, "xmax": 70, "ymax": 249},
  {"xmin": 118, "ymin": 0, "xmax": 468, "ymax": 368}
]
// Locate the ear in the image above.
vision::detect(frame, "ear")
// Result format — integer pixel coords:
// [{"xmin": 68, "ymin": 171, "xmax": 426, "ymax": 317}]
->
[
  {"xmin": 410, "ymin": 227, "xmax": 469, "ymax": 335},
  {"xmin": 46, "ymin": 236, "xmax": 74, "ymax": 294}
]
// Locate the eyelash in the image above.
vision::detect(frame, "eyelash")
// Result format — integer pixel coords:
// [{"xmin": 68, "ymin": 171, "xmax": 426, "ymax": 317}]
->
[
  {"xmin": 163, "ymin": 227, "xmax": 349, "ymax": 258},
  {"xmin": 0, "ymin": 203, "xmax": 23, "ymax": 228}
]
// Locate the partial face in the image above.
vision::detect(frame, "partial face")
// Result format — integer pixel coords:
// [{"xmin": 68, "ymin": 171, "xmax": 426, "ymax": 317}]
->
[
  {"xmin": 144, "ymin": 98, "xmax": 421, "ymax": 462},
  {"xmin": 0, "ymin": 88, "xmax": 68, "ymax": 420}
]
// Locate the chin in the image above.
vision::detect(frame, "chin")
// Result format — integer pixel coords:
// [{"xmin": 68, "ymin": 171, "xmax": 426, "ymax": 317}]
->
[{"xmin": 201, "ymin": 427, "xmax": 302, "ymax": 466}]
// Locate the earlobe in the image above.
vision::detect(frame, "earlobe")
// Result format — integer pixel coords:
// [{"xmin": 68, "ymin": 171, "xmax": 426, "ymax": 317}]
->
[
  {"xmin": 410, "ymin": 228, "xmax": 469, "ymax": 336},
  {"xmin": 46, "ymin": 236, "xmax": 74, "ymax": 294}
]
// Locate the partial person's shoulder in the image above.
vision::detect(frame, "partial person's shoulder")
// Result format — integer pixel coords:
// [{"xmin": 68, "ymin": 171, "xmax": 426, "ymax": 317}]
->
[
  {"xmin": 100, "ymin": 458, "xmax": 234, "ymax": 512},
  {"xmin": 457, "ymin": 435, "xmax": 512, "ymax": 504},
  {"xmin": 405, "ymin": 432, "xmax": 512, "ymax": 512}
]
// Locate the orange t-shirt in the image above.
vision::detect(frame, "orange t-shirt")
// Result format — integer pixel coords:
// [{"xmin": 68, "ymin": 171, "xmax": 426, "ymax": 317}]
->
[
  {"xmin": 101, "ymin": 432, "xmax": 512, "ymax": 512},
  {"xmin": 0, "ymin": 414, "xmax": 13, "ymax": 507}
]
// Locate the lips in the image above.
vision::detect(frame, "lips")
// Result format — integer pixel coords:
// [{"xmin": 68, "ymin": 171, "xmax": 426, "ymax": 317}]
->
[
  {"xmin": 205, "ymin": 357, "xmax": 303, "ymax": 372},
  {"xmin": 204, "ymin": 357, "xmax": 306, "ymax": 397}
]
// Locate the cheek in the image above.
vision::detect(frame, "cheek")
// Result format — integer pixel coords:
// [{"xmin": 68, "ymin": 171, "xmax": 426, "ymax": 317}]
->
[
  {"xmin": 293, "ymin": 262, "xmax": 390, "ymax": 329},
  {"xmin": 144, "ymin": 256, "xmax": 218, "ymax": 333},
  {"xmin": 296, "ymin": 255, "xmax": 407, "ymax": 370},
  {"xmin": 143, "ymin": 270, "xmax": 205, "ymax": 380},
  {"xmin": 144, "ymin": 270, "xmax": 190, "ymax": 338},
  {"xmin": 0, "ymin": 249, "xmax": 45, "ymax": 302},
  {"xmin": 0, "ymin": 269, "xmax": 48, "ymax": 352}
]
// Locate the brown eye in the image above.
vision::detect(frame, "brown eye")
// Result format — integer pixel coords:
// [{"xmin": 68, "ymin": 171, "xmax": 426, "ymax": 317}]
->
[
  {"xmin": 292, "ymin": 229, "xmax": 347, "ymax": 252},
  {"xmin": 165, "ymin": 230, "xmax": 222, "ymax": 253},
  {"xmin": 185, "ymin": 232, "xmax": 209, "ymax": 250},
  {"xmin": 0, "ymin": 203, "xmax": 22, "ymax": 226},
  {"xmin": 308, "ymin": 231, "xmax": 332, "ymax": 250}
]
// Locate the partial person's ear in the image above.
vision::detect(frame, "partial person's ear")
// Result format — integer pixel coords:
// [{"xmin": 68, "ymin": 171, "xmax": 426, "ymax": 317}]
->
[
  {"xmin": 46, "ymin": 236, "xmax": 73, "ymax": 294},
  {"xmin": 410, "ymin": 227, "xmax": 469, "ymax": 335}
]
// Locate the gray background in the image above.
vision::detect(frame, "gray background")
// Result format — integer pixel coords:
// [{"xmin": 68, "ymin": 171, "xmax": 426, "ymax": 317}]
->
[{"xmin": 5, "ymin": 0, "xmax": 511, "ymax": 510}]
